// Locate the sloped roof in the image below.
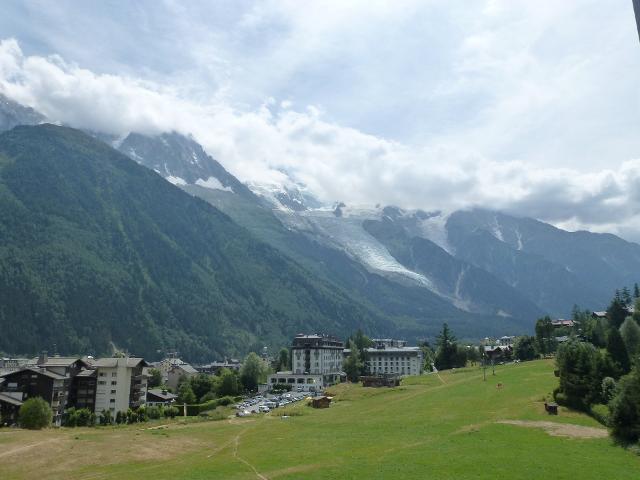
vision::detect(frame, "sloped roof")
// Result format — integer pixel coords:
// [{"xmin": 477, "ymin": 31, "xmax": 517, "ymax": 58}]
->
[
  {"xmin": 1, "ymin": 367, "xmax": 68, "ymax": 380},
  {"xmin": 147, "ymin": 389, "xmax": 178, "ymax": 401},
  {"xmin": 93, "ymin": 357, "xmax": 149, "ymax": 368},
  {"xmin": 0, "ymin": 392, "xmax": 23, "ymax": 406},
  {"xmin": 43, "ymin": 357, "xmax": 85, "ymax": 367}
]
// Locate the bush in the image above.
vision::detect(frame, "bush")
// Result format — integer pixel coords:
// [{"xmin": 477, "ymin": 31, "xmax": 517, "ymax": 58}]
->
[
  {"xmin": 75, "ymin": 408, "xmax": 95, "ymax": 427},
  {"xmin": 146, "ymin": 406, "xmax": 162, "ymax": 420},
  {"xmin": 590, "ymin": 404, "xmax": 610, "ymax": 427},
  {"xmin": 601, "ymin": 377, "xmax": 617, "ymax": 403},
  {"xmin": 164, "ymin": 406, "xmax": 180, "ymax": 418},
  {"xmin": 19, "ymin": 397, "xmax": 52, "ymax": 430},
  {"xmin": 200, "ymin": 392, "xmax": 217, "ymax": 402},
  {"xmin": 99, "ymin": 409, "xmax": 113, "ymax": 425},
  {"xmin": 216, "ymin": 396, "xmax": 234, "ymax": 406},
  {"xmin": 609, "ymin": 370, "xmax": 640, "ymax": 444}
]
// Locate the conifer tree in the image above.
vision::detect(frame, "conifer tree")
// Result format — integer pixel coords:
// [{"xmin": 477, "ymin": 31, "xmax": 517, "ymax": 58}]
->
[{"xmin": 607, "ymin": 328, "xmax": 631, "ymax": 375}]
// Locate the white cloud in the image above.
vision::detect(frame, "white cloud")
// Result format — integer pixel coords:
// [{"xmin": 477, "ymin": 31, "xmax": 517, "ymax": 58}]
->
[{"xmin": 1, "ymin": 0, "xmax": 640, "ymax": 243}]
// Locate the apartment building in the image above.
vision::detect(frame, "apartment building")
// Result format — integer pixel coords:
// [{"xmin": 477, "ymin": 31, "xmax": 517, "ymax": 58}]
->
[
  {"xmin": 365, "ymin": 339, "xmax": 423, "ymax": 377},
  {"xmin": 291, "ymin": 334, "xmax": 344, "ymax": 379},
  {"xmin": 93, "ymin": 357, "xmax": 149, "ymax": 415},
  {"xmin": 264, "ymin": 334, "xmax": 345, "ymax": 393}
]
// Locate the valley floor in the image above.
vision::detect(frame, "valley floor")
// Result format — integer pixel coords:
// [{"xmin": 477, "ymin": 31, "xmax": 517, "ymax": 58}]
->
[{"xmin": 0, "ymin": 360, "xmax": 638, "ymax": 479}]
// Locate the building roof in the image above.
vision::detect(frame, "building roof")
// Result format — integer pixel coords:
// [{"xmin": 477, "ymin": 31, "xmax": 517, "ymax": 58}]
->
[
  {"xmin": 0, "ymin": 392, "xmax": 23, "ymax": 406},
  {"xmin": 43, "ymin": 357, "xmax": 84, "ymax": 366},
  {"xmin": 147, "ymin": 389, "xmax": 178, "ymax": 401},
  {"xmin": 365, "ymin": 347, "xmax": 422, "ymax": 353},
  {"xmin": 1, "ymin": 367, "xmax": 68, "ymax": 380},
  {"xmin": 75, "ymin": 369, "xmax": 97, "ymax": 377},
  {"xmin": 93, "ymin": 357, "xmax": 149, "ymax": 368},
  {"xmin": 551, "ymin": 319, "xmax": 575, "ymax": 327}
]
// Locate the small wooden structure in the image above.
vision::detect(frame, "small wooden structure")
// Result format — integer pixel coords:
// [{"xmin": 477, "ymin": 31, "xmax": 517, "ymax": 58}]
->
[
  {"xmin": 544, "ymin": 401, "xmax": 558, "ymax": 415},
  {"xmin": 311, "ymin": 396, "xmax": 332, "ymax": 409}
]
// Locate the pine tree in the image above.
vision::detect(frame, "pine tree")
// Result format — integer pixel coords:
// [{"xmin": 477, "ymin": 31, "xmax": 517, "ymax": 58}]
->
[
  {"xmin": 343, "ymin": 341, "xmax": 363, "ymax": 382},
  {"xmin": 620, "ymin": 317, "xmax": 640, "ymax": 365},
  {"xmin": 435, "ymin": 323, "xmax": 458, "ymax": 370},
  {"xmin": 607, "ymin": 297, "xmax": 628, "ymax": 330},
  {"xmin": 622, "ymin": 287, "xmax": 632, "ymax": 306},
  {"xmin": 607, "ymin": 328, "xmax": 631, "ymax": 376},
  {"xmin": 634, "ymin": 283, "xmax": 640, "ymax": 299}
]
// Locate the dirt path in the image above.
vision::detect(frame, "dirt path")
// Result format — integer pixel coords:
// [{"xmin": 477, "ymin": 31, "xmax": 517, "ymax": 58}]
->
[
  {"xmin": 233, "ymin": 434, "xmax": 269, "ymax": 480},
  {"xmin": 0, "ymin": 438, "xmax": 58, "ymax": 459},
  {"xmin": 497, "ymin": 420, "xmax": 608, "ymax": 439}
]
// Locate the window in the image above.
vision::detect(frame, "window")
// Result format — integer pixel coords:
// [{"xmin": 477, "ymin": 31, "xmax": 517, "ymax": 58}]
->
[
  {"xmin": 112, "ymin": 372, "xmax": 118, "ymax": 377},
  {"xmin": 98, "ymin": 381, "xmax": 106, "ymax": 385},
  {"xmin": 110, "ymin": 399, "xmax": 115, "ymax": 403},
  {"xmin": 99, "ymin": 372, "xmax": 106, "ymax": 377},
  {"xmin": 111, "ymin": 381, "xmax": 117, "ymax": 386},
  {"xmin": 111, "ymin": 390, "xmax": 116, "ymax": 394}
]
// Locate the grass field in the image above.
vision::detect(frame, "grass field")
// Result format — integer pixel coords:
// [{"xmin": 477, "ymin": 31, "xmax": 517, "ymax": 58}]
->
[{"xmin": 1, "ymin": 359, "xmax": 638, "ymax": 479}]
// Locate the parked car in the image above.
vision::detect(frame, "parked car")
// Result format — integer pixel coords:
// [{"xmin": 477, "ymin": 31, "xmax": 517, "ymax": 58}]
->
[{"xmin": 258, "ymin": 405, "xmax": 270, "ymax": 413}]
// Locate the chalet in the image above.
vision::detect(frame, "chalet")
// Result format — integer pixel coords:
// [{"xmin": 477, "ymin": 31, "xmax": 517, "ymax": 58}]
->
[
  {"xmin": 0, "ymin": 353, "xmax": 93, "ymax": 425},
  {"xmin": 0, "ymin": 391, "xmax": 22, "ymax": 425},
  {"xmin": 158, "ymin": 358, "xmax": 198, "ymax": 390},
  {"xmin": 196, "ymin": 359, "xmax": 241, "ymax": 375},
  {"xmin": 551, "ymin": 319, "xmax": 576, "ymax": 328},
  {"xmin": 484, "ymin": 345, "xmax": 513, "ymax": 361},
  {"xmin": 0, "ymin": 367, "xmax": 71, "ymax": 425},
  {"xmin": 146, "ymin": 388, "xmax": 178, "ymax": 407}
]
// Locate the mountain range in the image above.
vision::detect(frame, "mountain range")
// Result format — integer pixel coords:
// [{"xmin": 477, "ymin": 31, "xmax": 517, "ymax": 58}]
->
[{"xmin": 0, "ymin": 94, "xmax": 637, "ymax": 360}]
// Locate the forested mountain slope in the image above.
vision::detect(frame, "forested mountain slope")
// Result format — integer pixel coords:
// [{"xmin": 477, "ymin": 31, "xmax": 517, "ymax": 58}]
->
[{"xmin": 0, "ymin": 124, "xmax": 393, "ymax": 360}]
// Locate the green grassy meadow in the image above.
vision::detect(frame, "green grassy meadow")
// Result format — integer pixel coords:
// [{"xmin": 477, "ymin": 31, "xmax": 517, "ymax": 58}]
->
[{"xmin": 1, "ymin": 359, "xmax": 638, "ymax": 479}]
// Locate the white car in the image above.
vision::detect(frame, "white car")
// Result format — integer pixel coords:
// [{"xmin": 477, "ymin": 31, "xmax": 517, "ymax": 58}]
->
[{"xmin": 258, "ymin": 405, "xmax": 270, "ymax": 413}]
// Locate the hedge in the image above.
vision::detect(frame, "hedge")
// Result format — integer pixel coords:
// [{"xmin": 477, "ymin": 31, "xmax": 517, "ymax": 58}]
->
[{"xmin": 185, "ymin": 396, "xmax": 236, "ymax": 416}]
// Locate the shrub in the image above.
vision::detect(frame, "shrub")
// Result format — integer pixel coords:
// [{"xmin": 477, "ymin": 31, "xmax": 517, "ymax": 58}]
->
[
  {"xmin": 609, "ymin": 370, "xmax": 640, "ymax": 444},
  {"xmin": 19, "ymin": 397, "xmax": 52, "ymax": 430},
  {"xmin": 591, "ymin": 404, "xmax": 610, "ymax": 427},
  {"xmin": 75, "ymin": 408, "xmax": 95, "ymax": 427},
  {"xmin": 601, "ymin": 377, "xmax": 617, "ymax": 403},
  {"xmin": 164, "ymin": 406, "xmax": 180, "ymax": 418},
  {"xmin": 216, "ymin": 396, "xmax": 234, "ymax": 406},
  {"xmin": 99, "ymin": 409, "xmax": 113, "ymax": 425},
  {"xmin": 115, "ymin": 411, "xmax": 125, "ymax": 424},
  {"xmin": 146, "ymin": 406, "xmax": 162, "ymax": 420},
  {"xmin": 200, "ymin": 392, "xmax": 217, "ymax": 402}
]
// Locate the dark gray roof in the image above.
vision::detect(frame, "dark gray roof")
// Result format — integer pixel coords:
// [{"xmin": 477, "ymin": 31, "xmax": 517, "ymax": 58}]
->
[
  {"xmin": 1, "ymin": 367, "xmax": 68, "ymax": 380},
  {"xmin": 147, "ymin": 389, "xmax": 178, "ymax": 401},
  {"xmin": 94, "ymin": 357, "xmax": 149, "ymax": 368},
  {"xmin": 36, "ymin": 357, "xmax": 88, "ymax": 367}
]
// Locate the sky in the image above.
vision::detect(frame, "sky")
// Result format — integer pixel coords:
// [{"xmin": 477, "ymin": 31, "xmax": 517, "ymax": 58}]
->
[{"xmin": 1, "ymin": 0, "xmax": 640, "ymax": 239}]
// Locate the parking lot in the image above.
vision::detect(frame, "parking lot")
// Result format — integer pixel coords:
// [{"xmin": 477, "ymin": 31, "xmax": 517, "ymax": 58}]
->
[{"xmin": 234, "ymin": 391, "xmax": 310, "ymax": 416}]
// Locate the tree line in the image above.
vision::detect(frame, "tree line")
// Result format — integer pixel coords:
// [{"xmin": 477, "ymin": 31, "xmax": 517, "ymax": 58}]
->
[{"xmin": 554, "ymin": 285, "xmax": 640, "ymax": 445}]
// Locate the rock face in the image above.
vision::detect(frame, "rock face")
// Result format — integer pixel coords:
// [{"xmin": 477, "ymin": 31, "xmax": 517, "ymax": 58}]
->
[
  {"xmin": 0, "ymin": 93, "xmax": 45, "ymax": 132},
  {"xmin": 118, "ymin": 131, "xmax": 255, "ymax": 199}
]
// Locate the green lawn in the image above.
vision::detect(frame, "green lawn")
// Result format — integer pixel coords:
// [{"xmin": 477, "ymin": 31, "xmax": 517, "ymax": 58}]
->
[{"xmin": 1, "ymin": 359, "xmax": 638, "ymax": 479}]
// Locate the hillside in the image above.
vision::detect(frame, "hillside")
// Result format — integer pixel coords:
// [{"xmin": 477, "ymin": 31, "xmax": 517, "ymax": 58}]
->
[
  {"xmin": 1, "ymin": 360, "xmax": 638, "ymax": 479},
  {"xmin": 0, "ymin": 124, "xmax": 394, "ymax": 360}
]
